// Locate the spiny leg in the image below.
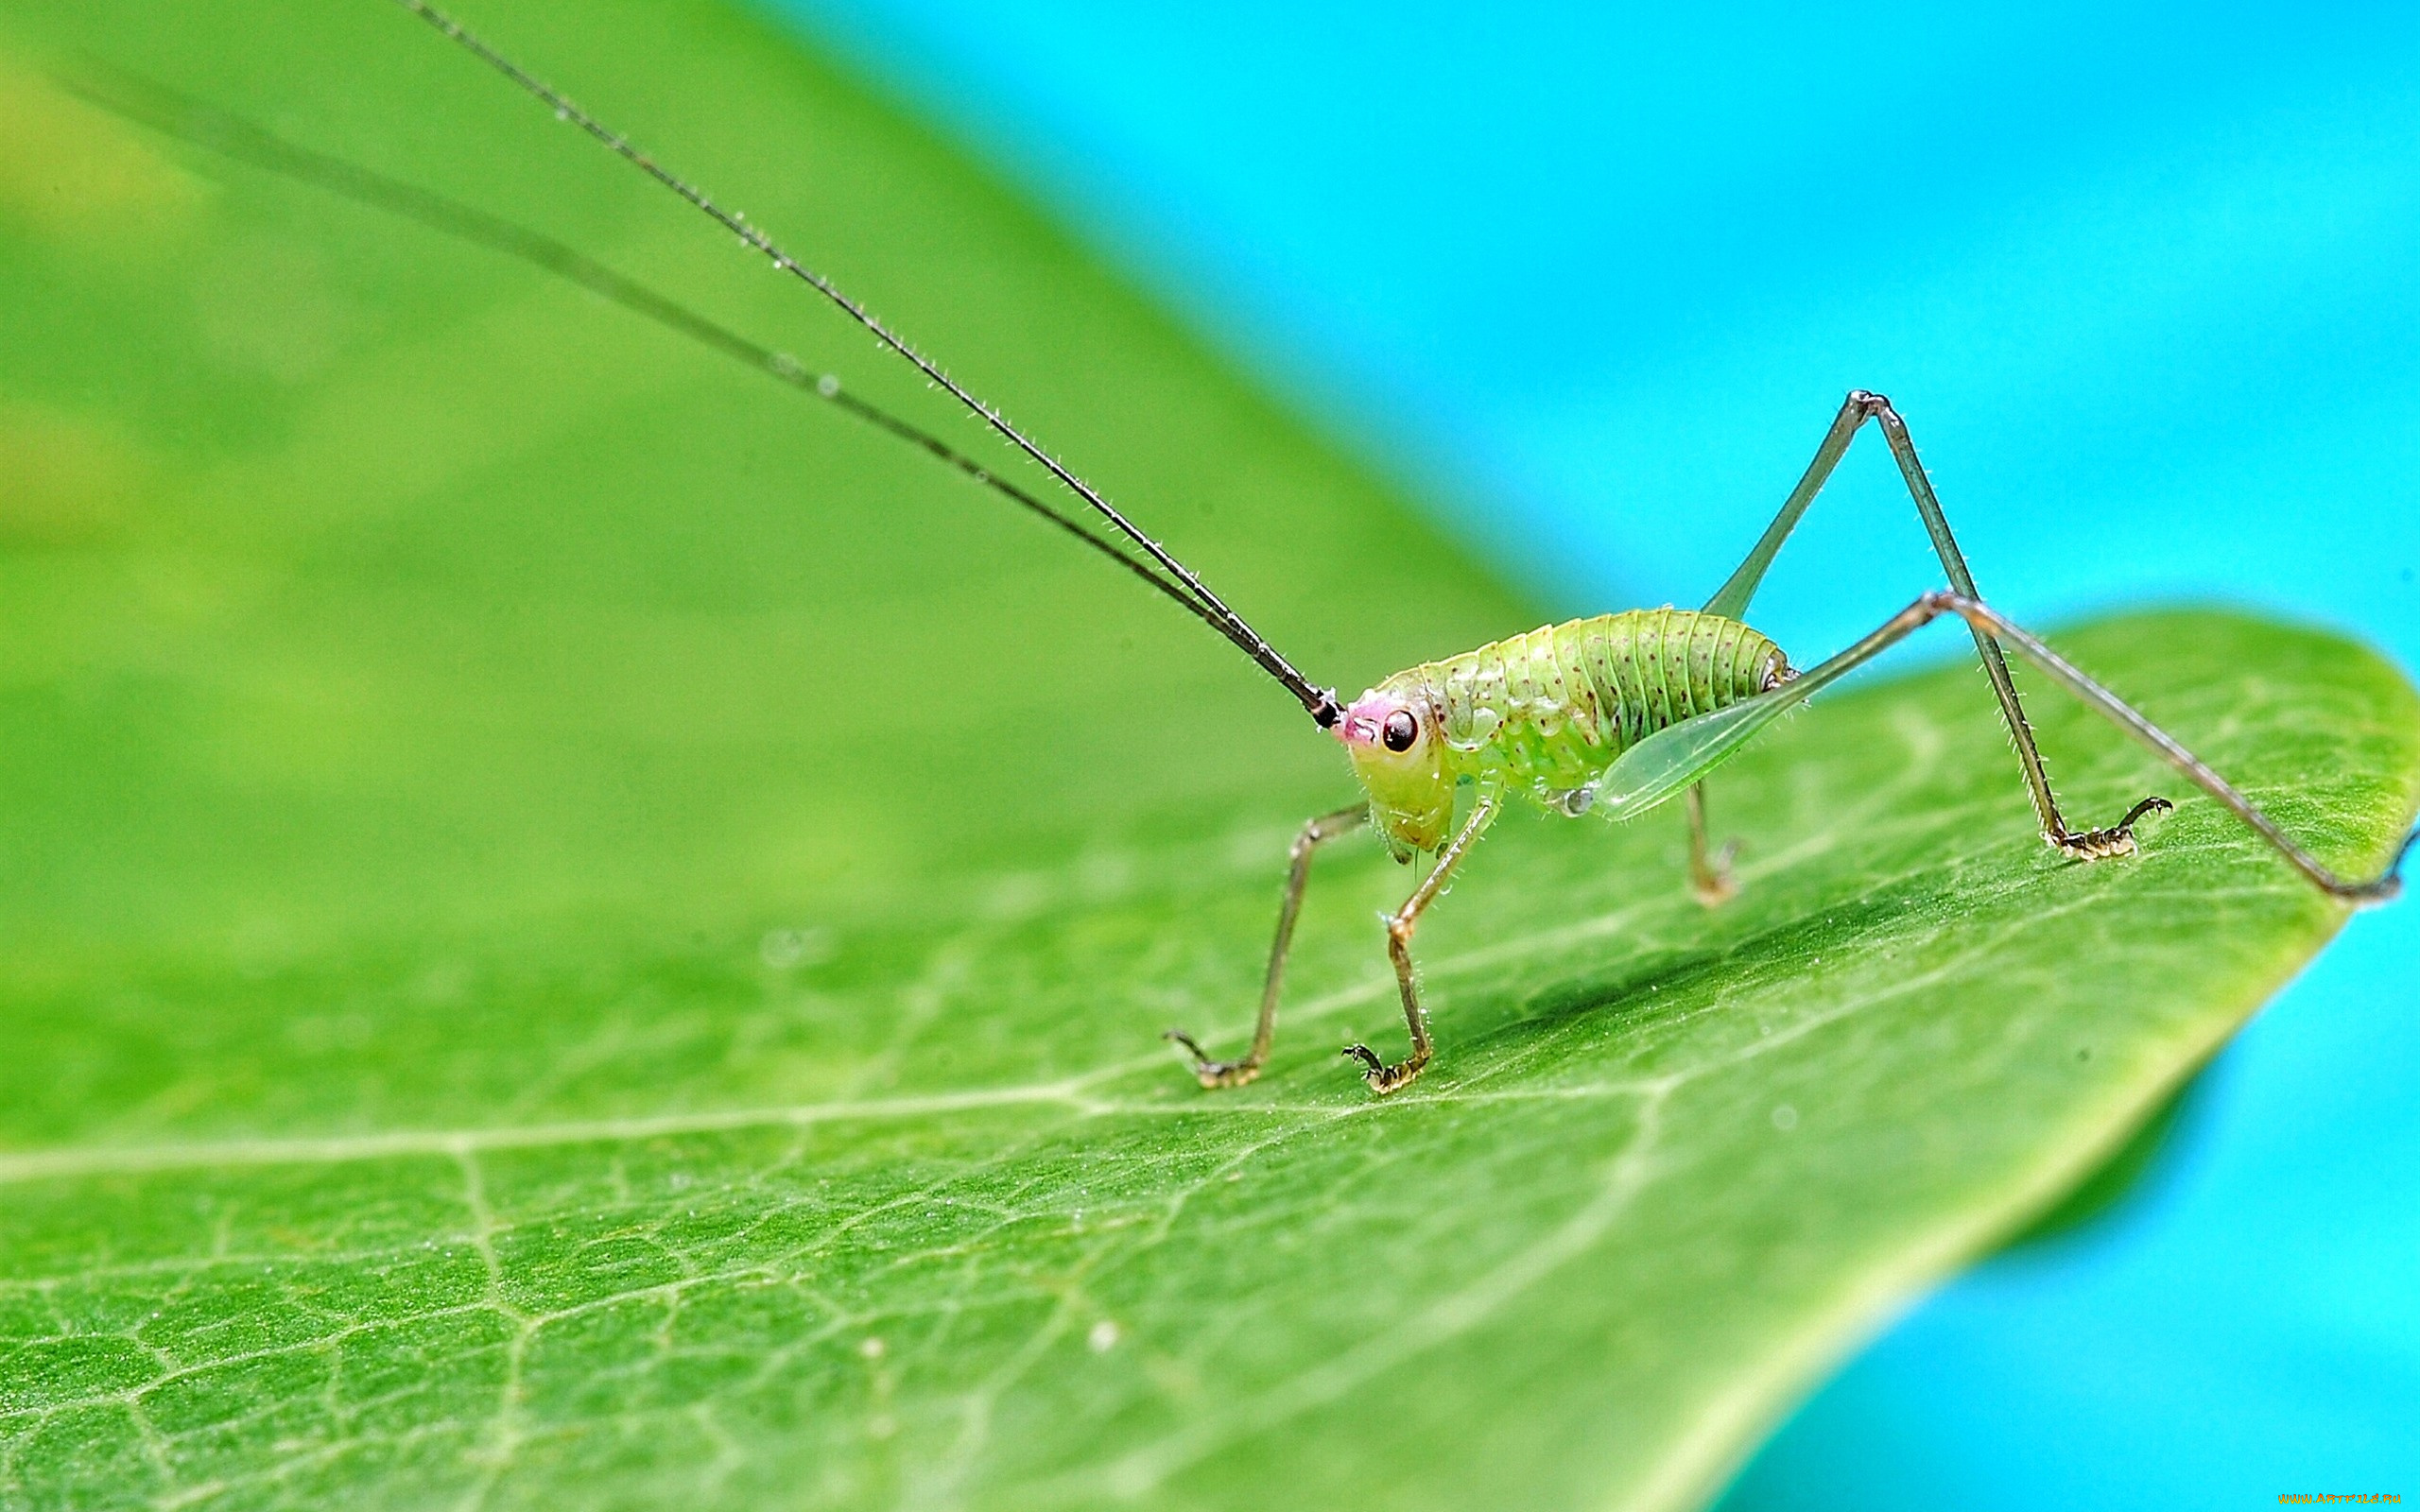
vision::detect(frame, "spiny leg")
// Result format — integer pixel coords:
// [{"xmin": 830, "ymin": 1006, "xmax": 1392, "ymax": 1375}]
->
[
  {"xmin": 1936, "ymin": 594, "xmax": 2408, "ymax": 897},
  {"xmin": 1663, "ymin": 591, "xmax": 2412, "ymax": 900},
  {"xmin": 1703, "ymin": 390, "xmax": 2162, "ymax": 861},
  {"xmin": 1685, "ymin": 782, "xmax": 1738, "ymax": 906},
  {"xmin": 1167, "ymin": 803, "xmax": 1368, "ymax": 1090},
  {"xmin": 1345, "ymin": 785, "xmax": 1504, "ymax": 1095}
]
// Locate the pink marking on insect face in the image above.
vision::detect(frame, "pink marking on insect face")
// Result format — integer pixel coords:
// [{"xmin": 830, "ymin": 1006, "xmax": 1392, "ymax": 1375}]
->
[
  {"xmin": 1333, "ymin": 687, "xmax": 1449, "ymax": 858},
  {"xmin": 1335, "ymin": 692, "xmax": 1405, "ymax": 748}
]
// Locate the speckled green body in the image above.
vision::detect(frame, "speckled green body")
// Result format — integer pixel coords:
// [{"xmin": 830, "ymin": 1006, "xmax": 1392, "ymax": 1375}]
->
[
  {"xmin": 1340, "ymin": 609, "xmax": 1789, "ymax": 854},
  {"xmin": 1402, "ymin": 607, "xmax": 1789, "ymax": 799}
]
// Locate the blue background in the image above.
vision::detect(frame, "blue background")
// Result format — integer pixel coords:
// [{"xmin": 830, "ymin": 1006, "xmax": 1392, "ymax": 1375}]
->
[{"xmin": 764, "ymin": 1, "xmax": 2420, "ymax": 1502}]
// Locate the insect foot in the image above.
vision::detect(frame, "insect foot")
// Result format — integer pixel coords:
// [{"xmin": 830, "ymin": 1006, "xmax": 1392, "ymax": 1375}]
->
[
  {"xmin": 1162, "ymin": 1029, "xmax": 1263, "ymax": 1091},
  {"xmin": 2051, "ymin": 795, "xmax": 2175, "ymax": 861},
  {"xmin": 1685, "ymin": 787, "xmax": 1739, "ymax": 908},
  {"xmin": 1689, "ymin": 837, "xmax": 1741, "ymax": 908},
  {"xmin": 1341, "ymin": 1042, "xmax": 1432, "ymax": 1096}
]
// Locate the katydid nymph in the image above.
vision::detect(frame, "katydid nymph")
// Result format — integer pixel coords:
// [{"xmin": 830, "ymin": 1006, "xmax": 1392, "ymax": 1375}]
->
[{"xmin": 106, "ymin": 1, "xmax": 2414, "ymax": 1099}]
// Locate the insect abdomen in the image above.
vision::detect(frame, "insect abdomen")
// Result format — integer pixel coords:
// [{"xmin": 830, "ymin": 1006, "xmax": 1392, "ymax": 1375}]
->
[{"xmin": 1397, "ymin": 609, "xmax": 1789, "ymax": 800}]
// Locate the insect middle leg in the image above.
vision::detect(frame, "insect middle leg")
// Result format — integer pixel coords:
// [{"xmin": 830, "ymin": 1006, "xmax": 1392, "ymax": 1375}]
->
[
  {"xmin": 1167, "ymin": 802, "xmax": 1369, "ymax": 1089},
  {"xmin": 1345, "ymin": 784, "xmax": 1505, "ymax": 1095},
  {"xmin": 1685, "ymin": 783, "xmax": 1738, "ymax": 906}
]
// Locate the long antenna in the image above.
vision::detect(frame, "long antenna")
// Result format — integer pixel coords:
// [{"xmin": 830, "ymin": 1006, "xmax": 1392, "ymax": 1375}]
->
[
  {"xmin": 58, "ymin": 62, "xmax": 1272, "ymax": 671},
  {"xmin": 390, "ymin": 0, "xmax": 1341, "ymax": 728}
]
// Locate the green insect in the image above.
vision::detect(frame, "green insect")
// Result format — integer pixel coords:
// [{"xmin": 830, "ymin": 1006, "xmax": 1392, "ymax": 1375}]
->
[{"xmin": 83, "ymin": 3, "xmax": 2414, "ymax": 1099}]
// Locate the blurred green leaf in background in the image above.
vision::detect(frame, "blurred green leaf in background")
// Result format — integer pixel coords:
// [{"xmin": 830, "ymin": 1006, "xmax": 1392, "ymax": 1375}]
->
[{"xmin": 1, "ymin": 2, "xmax": 2413, "ymax": 1508}]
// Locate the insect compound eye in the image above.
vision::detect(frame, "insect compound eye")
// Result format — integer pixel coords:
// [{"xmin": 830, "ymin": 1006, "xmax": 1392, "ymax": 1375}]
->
[{"xmin": 1381, "ymin": 710, "xmax": 1420, "ymax": 752}]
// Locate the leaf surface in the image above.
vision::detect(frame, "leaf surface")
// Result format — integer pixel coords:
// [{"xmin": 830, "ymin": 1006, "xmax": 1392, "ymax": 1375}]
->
[{"xmin": 2, "ymin": 3, "xmax": 2416, "ymax": 1509}]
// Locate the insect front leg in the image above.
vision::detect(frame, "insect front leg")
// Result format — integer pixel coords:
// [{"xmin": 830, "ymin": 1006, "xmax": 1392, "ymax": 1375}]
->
[
  {"xmin": 1346, "ymin": 784, "xmax": 1504, "ymax": 1096},
  {"xmin": 1167, "ymin": 803, "xmax": 1369, "ymax": 1090}
]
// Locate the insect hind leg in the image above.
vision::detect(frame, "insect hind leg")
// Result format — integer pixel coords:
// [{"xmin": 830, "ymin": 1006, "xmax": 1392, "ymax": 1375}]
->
[
  {"xmin": 1784, "ymin": 592, "xmax": 2408, "ymax": 902},
  {"xmin": 1704, "ymin": 390, "xmax": 2166, "ymax": 858}
]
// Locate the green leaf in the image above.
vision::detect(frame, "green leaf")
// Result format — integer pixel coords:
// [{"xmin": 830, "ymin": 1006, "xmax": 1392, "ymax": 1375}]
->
[{"xmin": 2, "ymin": 3, "xmax": 2415, "ymax": 1510}]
